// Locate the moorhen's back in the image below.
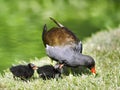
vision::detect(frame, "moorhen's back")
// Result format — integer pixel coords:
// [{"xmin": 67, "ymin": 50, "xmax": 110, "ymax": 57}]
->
[{"xmin": 42, "ymin": 17, "xmax": 80, "ymax": 47}]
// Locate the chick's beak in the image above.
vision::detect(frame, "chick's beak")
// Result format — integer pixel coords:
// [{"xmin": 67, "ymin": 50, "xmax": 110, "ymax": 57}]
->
[
  {"xmin": 91, "ymin": 66, "xmax": 96, "ymax": 75},
  {"xmin": 33, "ymin": 66, "xmax": 38, "ymax": 70}
]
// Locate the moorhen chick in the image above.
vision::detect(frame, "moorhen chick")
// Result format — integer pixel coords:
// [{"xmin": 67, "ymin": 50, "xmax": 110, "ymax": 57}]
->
[
  {"xmin": 46, "ymin": 45, "xmax": 96, "ymax": 74},
  {"xmin": 37, "ymin": 64, "xmax": 62, "ymax": 80},
  {"xmin": 10, "ymin": 63, "xmax": 38, "ymax": 81}
]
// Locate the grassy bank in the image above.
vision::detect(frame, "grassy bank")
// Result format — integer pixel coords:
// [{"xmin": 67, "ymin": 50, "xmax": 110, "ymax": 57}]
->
[{"xmin": 0, "ymin": 28, "xmax": 120, "ymax": 90}]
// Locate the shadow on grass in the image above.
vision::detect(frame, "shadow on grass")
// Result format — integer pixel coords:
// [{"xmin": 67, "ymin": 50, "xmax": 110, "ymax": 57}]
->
[{"xmin": 62, "ymin": 66, "xmax": 91, "ymax": 76}]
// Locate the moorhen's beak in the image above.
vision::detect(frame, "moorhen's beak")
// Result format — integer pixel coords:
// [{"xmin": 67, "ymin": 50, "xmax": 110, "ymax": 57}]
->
[{"xmin": 90, "ymin": 66, "xmax": 96, "ymax": 75}]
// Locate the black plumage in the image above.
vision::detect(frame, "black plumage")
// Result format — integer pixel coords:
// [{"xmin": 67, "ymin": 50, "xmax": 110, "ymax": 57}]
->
[
  {"xmin": 10, "ymin": 63, "xmax": 38, "ymax": 80},
  {"xmin": 37, "ymin": 64, "xmax": 62, "ymax": 80}
]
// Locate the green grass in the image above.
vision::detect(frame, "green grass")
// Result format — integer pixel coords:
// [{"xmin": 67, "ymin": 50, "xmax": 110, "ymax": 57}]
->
[{"xmin": 0, "ymin": 28, "xmax": 120, "ymax": 90}]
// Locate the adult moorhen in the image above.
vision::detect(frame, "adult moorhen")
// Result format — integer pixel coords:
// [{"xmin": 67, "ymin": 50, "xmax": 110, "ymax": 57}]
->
[
  {"xmin": 46, "ymin": 45, "xmax": 96, "ymax": 75},
  {"xmin": 42, "ymin": 17, "xmax": 96, "ymax": 74}
]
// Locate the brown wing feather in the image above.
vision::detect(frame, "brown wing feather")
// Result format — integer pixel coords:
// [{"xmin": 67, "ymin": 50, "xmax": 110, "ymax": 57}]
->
[{"xmin": 43, "ymin": 27, "xmax": 79, "ymax": 46}]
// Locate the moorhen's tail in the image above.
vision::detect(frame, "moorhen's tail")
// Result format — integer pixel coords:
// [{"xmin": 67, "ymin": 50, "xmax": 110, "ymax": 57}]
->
[
  {"xmin": 49, "ymin": 17, "xmax": 64, "ymax": 27},
  {"xmin": 42, "ymin": 24, "xmax": 47, "ymax": 46}
]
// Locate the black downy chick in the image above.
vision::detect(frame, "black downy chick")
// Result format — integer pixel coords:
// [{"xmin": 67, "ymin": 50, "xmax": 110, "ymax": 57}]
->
[
  {"xmin": 10, "ymin": 63, "xmax": 38, "ymax": 81},
  {"xmin": 37, "ymin": 64, "xmax": 62, "ymax": 80}
]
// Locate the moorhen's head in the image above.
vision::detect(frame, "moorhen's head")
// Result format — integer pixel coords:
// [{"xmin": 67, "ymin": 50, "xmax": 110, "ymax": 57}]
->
[
  {"xmin": 46, "ymin": 45, "xmax": 96, "ymax": 75},
  {"xmin": 28, "ymin": 63, "xmax": 38, "ymax": 70},
  {"xmin": 80, "ymin": 55, "xmax": 96, "ymax": 75}
]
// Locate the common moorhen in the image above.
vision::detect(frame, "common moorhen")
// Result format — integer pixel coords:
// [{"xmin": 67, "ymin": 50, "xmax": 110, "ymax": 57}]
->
[
  {"xmin": 42, "ymin": 17, "xmax": 96, "ymax": 74},
  {"xmin": 10, "ymin": 63, "xmax": 38, "ymax": 81},
  {"xmin": 46, "ymin": 45, "xmax": 96, "ymax": 74}
]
